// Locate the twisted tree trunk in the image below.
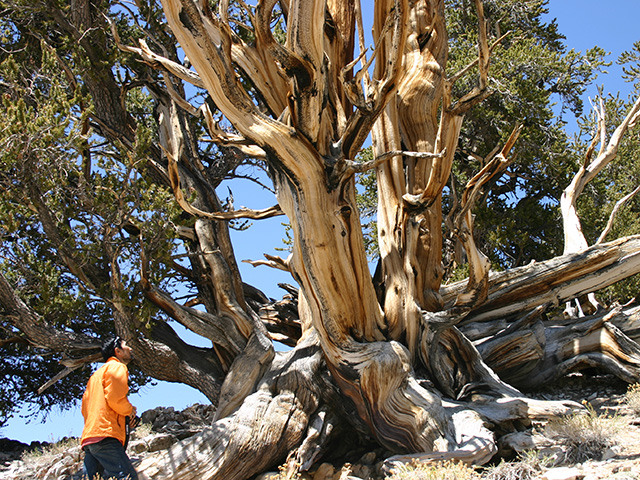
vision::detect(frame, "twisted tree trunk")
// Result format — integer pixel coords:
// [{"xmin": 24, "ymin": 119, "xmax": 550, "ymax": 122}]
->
[{"xmin": 3, "ymin": 1, "xmax": 640, "ymax": 479}]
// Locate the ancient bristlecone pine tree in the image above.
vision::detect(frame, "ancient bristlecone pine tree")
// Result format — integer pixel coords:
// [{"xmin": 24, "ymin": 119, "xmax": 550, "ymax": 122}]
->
[{"xmin": 2, "ymin": 0, "xmax": 640, "ymax": 479}]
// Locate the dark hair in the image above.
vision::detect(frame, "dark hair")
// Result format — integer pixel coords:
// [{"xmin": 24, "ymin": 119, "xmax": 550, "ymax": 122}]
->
[{"xmin": 101, "ymin": 336, "xmax": 123, "ymax": 361}]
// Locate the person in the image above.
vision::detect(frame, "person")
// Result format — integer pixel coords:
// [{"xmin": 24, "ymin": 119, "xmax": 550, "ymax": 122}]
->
[{"xmin": 80, "ymin": 336, "xmax": 139, "ymax": 480}]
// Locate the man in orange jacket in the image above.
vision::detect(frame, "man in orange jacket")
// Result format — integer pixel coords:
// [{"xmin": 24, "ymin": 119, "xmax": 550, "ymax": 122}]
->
[{"xmin": 81, "ymin": 336, "xmax": 138, "ymax": 479}]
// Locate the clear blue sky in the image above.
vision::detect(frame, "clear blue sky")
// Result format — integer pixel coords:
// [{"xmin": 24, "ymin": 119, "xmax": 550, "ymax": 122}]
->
[{"xmin": 2, "ymin": 1, "xmax": 639, "ymax": 444}]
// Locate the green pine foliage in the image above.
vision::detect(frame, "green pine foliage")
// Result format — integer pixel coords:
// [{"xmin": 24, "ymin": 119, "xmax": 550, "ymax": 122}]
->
[
  {"xmin": 445, "ymin": 0, "xmax": 607, "ymax": 273},
  {"xmin": 0, "ymin": 6, "xmax": 180, "ymax": 423}
]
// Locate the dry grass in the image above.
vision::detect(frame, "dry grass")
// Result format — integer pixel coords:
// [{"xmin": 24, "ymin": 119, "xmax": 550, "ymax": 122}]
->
[
  {"xmin": 384, "ymin": 460, "xmax": 480, "ymax": 480},
  {"xmin": 20, "ymin": 437, "xmax": 77, "ymax": 464},
  {"xmin": 481, "ymin": 451, "xmax": 550, "ymax": 480},
  {"xmin": 545, "ymin": 403, "xmax": 626, "ymax": 463},
  {"xmin": 625, "ymin": 383, "xmax": 640, "ymax": 415},
  {"xmin": 130, "ymin": 421, "xmax": 154, "ymax": 440}
]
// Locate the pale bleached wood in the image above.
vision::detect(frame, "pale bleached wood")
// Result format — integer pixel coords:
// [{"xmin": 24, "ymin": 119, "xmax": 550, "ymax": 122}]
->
[
  {"xmin": 472, "ymin": 305, "xmax": 640, "ymax": 389},
  {"xmin": 442, "ymin": 236, "xmax": 640, "ymax": 324},
  {"xmin": 596, "ymin": 184, "xmax": 640, "ymax": 244},
  {"xmin": 381, "ymin": 409, "xmax": 497, "ymax": 472},
  {"xmin": 560, "ymin": 95, "xmax": 640, "ymax": 314},
  {"xmin": 214, "ymin": 332, "xmax": 275, "ymax": 420},
  {"xmin": 136, "ymin": 340, "xmax": 327, "ymax": 480}
]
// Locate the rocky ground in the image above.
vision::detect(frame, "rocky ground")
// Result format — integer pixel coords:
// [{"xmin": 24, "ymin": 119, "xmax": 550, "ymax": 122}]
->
[
  {"xmin": 1, "ymin": 373, "xmax": 639, "ymax": 480},
  {"xmin": 525, "ymin": 373, "xmax": 640, "ymax": 480}
]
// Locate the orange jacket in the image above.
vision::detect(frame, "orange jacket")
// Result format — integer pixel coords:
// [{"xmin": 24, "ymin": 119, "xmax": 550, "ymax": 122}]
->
[{"xmin": 80, "ymin": 357, "xmax": 134, "ymax": 446}]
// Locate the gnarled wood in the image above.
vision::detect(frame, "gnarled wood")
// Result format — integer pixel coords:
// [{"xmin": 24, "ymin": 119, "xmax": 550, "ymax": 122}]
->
[
  {"xmin": 476, "ymin": 307, "xmax": 640, "ymax": 389},
  {"xmin": 5, "ymin": 1, "xmax": 640, "ymax": 479},
  {"xmin": 444, "ymin": 236, "xmax": 640, "ymax": 325},
  {"xmin": 136, "ymin": 338, "xmax": 325, "ymax": 480}
]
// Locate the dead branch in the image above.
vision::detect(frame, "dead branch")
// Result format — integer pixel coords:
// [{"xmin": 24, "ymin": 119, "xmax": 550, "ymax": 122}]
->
[
  {"xmin": 597, "ymin": 184, "xmax": 640, "ymax": 244},
  {"xmin": 347, "ymin": 149, "xmax": 446, "ymax": 176},
  {"xmin": 443, "ymin": 235, "xmax": 640, "ymax": 325},
  {"xmin": 446, "ymin": 0, "xmax": 497, "ymax": 116},
  {"xmin": 38, "ymin": 352, "xmax": 103, "ymax": 394},
  {"xmin": 200, "ymin": 103, "xmax": 267, "ymax": 159},
  {"xmin": 339, "ymin": 0, "xmax": 409, "ymax": 159},
  {"xmin": 109, "ymin": 18, "xmax": 205, "ymax": 88},
  {"xmin": 165, "ymin": 148, "xmax": 282, "ymax": 220},
  {"xmin": 243, "ymin": 254, "xmax": 291, "ymax": 273},
  {"xmin": 454, "ymin": 124, "xmax": 522, "ymax": 226}
]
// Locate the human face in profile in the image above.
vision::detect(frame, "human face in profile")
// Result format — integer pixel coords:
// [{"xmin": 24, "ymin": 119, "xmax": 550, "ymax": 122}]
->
[{"xmin": 115, "ymin": 340, "xmax": 133, "ymax": 365}]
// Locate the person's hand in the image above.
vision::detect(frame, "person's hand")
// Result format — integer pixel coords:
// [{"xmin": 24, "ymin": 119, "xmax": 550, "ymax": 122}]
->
[
  {"xmin": 129, "ymin": 415, "xmax": 141, "ymax": 429},
  {"xmin": 131, "ymin": 406, "xmax": 137, "ymax": 417}
]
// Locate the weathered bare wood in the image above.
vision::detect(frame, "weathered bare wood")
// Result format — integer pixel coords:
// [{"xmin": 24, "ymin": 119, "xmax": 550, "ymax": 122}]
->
[
  {"xmin": 560, "ymin": 95, "xmax": 640, "ymax": 314},
  {"xmin": 10, "ymin": 1, "xmax": 640, "ymax": 478},
  {"xmin": 596, "ymin": 184, "xmax": 640, "ymax": 244},
  {"xmin": 443, "ymin": 236, "xmax": 640, "ymax": 325},
  {"xmin": 136, "ymin": 338, "xmax": 328, "ymax": 480},
  {"xmin": 214, "ymin": 332, "xmax": 274, "ymax": 420},
  {"xmin": 37, "ymin": 352, "xmax": 103, "ymax": 394},
  {"xmin": 372, "ymin": 0, "xmax": 451, "ymax": 358},
  {"xmin": 610, "ymin": 304, "xmax": 640, "ymax": 340},
  {"xmin": 561, "ymin": 96, "xmax": 640, "ymax": 251},
  {"xmin": 142, "ymin": 284, "xmax": 248, "ymax": 361},
  {"xmin": 449, "ymin": 125, "xmax": 521, "ymax": 310},
  {"xmin": 382, "ymin": 409, "xmax": 497, "ymax": 471},
  {"xmin": 475, "ymin": 307, "xmax": 640, "ymax": 389},
  {"xmin": 340, "ymin": 0, "xmax": 409, "ymax": 159}
]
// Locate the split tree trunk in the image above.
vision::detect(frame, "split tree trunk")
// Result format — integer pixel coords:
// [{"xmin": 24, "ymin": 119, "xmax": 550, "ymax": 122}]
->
[
  {"xmin": 144, "ymin": 0, "xmax": 640, "ymax": 477},
  {"xmin": 6, "ymin": 1, "xmax": 640, "ymax": 479}
]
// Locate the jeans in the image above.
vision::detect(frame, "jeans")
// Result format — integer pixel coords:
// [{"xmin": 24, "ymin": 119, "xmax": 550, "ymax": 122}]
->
[{"xmin": 83, "ymin": 437, "xmax": 138, "ymax": 480}]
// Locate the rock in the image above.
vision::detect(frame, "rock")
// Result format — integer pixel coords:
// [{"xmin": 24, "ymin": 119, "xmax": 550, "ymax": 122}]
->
[
  {"xmin": 42, "ymin": 453, "xmax": 76, "ymax": 479},
  {"xmin": 146, "ymin": 433, "xmax": 177, "ymax": 452},
  {"xmin": 357, "ymin": 452, "xmax": 376, "ymax": 465},
  {"xmin": 128, "ymin": 440, "xmax": 148, "ymax": 455},
  {"xmin": 540, "ymin": 466, "xmax": 583, "ymax": 480},
  {"xmin": 601, "ymin": 446, "xmax": 620, "ymax": 461},
  {"xmin": 332, "ymin": 464, "xmax": 361, "ymax": 480},
  {"xmin": 349, "ymin": 463, "xmax": 372, "ymax": 479},
  {"xmin": 0, "ymin": 437, "xmax": 47, "ymax": 466},
  {"xmin": 313, "ymin": 462, "xmax": 334, "ymax": 480},
  {"xmin": 139, "ymin": 404, "xmax": 215, "ymax": 440},
  {"xmin": 129, "ymin": 433, "xmax": 177, "ymax": 455}
]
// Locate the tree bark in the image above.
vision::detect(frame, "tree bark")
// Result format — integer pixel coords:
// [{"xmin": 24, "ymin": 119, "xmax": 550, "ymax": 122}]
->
[
  {"xmin": 446, "ymin": 236, "xmax": 640, "ymax": 325},
  {"xmin": 476, "ymin": 308, "xmax": 640, "ymax": 389},
  {"xmin": 5, "ymin": 1, "xmax": 640, "ymax": 478},
  {"xmin": 135, "ymin": 336, "xmax": 332, "ymax": 480}
]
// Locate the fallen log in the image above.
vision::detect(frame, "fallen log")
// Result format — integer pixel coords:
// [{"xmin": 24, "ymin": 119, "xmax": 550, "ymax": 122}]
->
[
  {"xmin": 474, "ymin": 306, "xmax": 640, "ymax": 389},
  {"xmin": 442, "ymin": 235, "xmax": 640, "ymax": 325}
]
